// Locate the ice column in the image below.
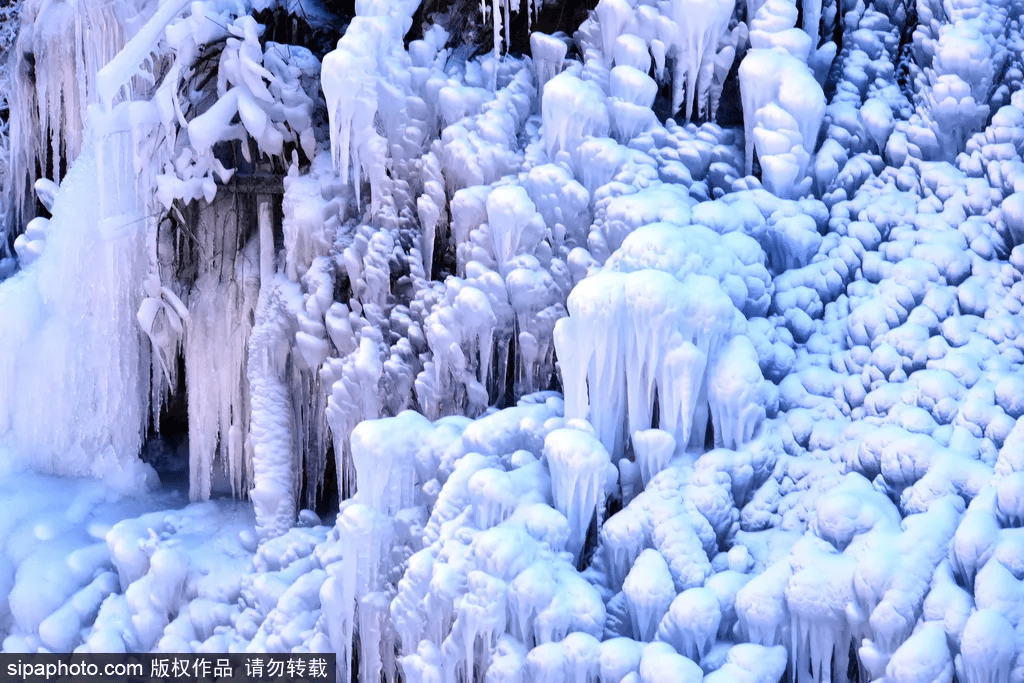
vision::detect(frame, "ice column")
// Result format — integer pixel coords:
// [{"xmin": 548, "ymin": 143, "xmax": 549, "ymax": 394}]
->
[{"xmin": 248, "ymin": 283, "xmax": 299, "ymax": 539}]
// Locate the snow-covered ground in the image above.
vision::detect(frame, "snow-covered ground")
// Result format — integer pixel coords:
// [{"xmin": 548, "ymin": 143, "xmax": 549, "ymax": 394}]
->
[{"xmin": 1, "ymin": 0, "xmax": 1024, "ymax": 680}]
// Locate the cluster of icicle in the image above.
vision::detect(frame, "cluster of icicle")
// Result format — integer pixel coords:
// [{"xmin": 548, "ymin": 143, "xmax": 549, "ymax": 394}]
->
[
  {"xmin": 0, "ymin": 0, "xmax": 837, "ymax": 560},
  {"xmin": 0, "ymin": 0, "xmax": 322, "ymax": 511}
]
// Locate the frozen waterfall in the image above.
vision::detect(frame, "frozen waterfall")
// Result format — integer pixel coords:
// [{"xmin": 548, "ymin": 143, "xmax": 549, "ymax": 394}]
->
[{"xmin": 0, "ymin": 0, "xmax": 1023, "ymax": 681}]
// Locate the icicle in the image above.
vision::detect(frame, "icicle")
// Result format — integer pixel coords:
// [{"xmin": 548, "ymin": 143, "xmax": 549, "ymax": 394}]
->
[
  {"xmin": 542, "ymin": 73, "xmax": 611, "ymax": 159},
  {"xmin": 486, "ymin": 185, "xmax": 545, "ymax": 273},
  {"xmin": 543, "ymin": 428, "xmax": 614, "ymax": 563},
  {"xmin": 595, "ymin": 0, "xmax": 636, "ymax": 63},
  {"xmin": 706, "ymin": 336, "xmax": 768, "ymax": 449},
  {"xmin": 186, "ymin": 206, "xmax": 260, "ymax": 502},
  {"xmin": 350, "ymin": 410, "xmax": 432, "ymax": 514},
  {"xmin": 622, "ymin": 550, "xmax": 675, "ymax": 642},
  {"xmin": 321, "ymin": 503, "xmax": 395, "ymax": 681},
  {"xmin": 282, "ymin": 156, "xmax": 333, "ymax": 282},
  {"xmin": 442, "ymin": 571, "xmax": 508, "ymax": 680},
  {"xmin": 600, "ymin": 507, "xmax": 648, "ymax": 591},
  {"xmin": 321, "ymin": 555, "xmax": 358, "ymax": 682},
  {"xmin": 656, "ymin": 588, "xmax": 722, "ymax": 662},
  {"xmin": 9, "ymin": 0, "xmax": 139, "ymax": 229},
  {"xmin": 324, "ymin": 330, "xmax": 386, "ymax": 499},
  {"xmin": 631, "ymin": 430, "xmax": 675, "ymax": 486},
  {"xmin": 739, "ymin": 49, "xmax": 825, "ymax": 191},
  {"xmin": 530, "ymin": 33, "xmax": 568, "ymax": 106},
  {"xmin": 418, "ymin": 194, "xmax": 440, "ymax": 279},
  {"xmin": 664, "ymin": 0, "xmax": 735, "ymax": 120},
  {"xmin": 556, "ymin": 271, "xmax": 629, "ymax": 455},
  {"xmin": 493, "ymin": 0, "xmax": 503, "ymax": 62},
  {"xmin": 359, "ymin": 592, "xmax": 392, "ymax": 683}
]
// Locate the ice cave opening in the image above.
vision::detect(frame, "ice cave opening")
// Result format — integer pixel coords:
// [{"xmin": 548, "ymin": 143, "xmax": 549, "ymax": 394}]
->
[{"xmin": 2, "ymin": 0, "xmax": 1024, "ymax": 679}]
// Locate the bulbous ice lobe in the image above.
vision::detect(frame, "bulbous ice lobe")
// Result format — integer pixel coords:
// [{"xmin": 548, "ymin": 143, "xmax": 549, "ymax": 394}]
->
[{"xmin": 739, "ymin": 49, "xmax": 825, "ymax": 198}]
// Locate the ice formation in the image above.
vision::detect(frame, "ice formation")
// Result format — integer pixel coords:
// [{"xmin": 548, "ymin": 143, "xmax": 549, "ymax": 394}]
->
[{"xmin": 2, "ymin": 0, "xmax": 1024, "ymax": 681}]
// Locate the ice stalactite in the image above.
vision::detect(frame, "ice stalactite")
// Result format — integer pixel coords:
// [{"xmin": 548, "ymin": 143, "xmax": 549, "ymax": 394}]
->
[
  {"xmin": 320, "ymin": 502, "xmax": 396, "ymax": 683},
  {"xmin": 349, "ymin": 411, "xmax": 432, "ymax": 514},
  {"xmin": 421, "ymin": 118, "xmax": 573, "ymax": 415},
  {"xmin": 530, "ymin": 33, "xmax": 568, "ymax": 106},
  {"xmin": 281, "ymin": 154, "xmax": 340, "ymax": 510},
  {"xmin": 594, "ymin": 0, "xmax": 635, "ymax": 64},
  {"xmin": 283, "ymin": 158, "xmax": 334, "ymax": 284},
  {"xmin": 321, "ymin": 411, "xmax": 436, "ymax": 682},
  {"xmin": 955, "ymin": 608, "xmax": 1016, "ymax": 683},
  {"xmin": 656, "ymin": 587, "xmax": 722, "ymax": 662},
  {"xmin": 707, "ymin": 337, "xmax": 770, "ymax": 450},
  {"xmin": 588, "ymin": 0, "xmax": 740, "ymax": 123},
  {"xmin": 622, "ymin": 549, "xmax": 675, "ymax": 642},
  {"xmin": 631, "ymin": 429, "xmax": 676, "ymax": 488},
  {"xmin": 324, "ymin": 331, "xmax": 386, "ymax": 499},
  {"xmin": 321, "ymin": 0, "xmax": 417, "ymax": 204},
  {"xmin": 542, "ymin": 72, "xmax": 611, "ymax": 160},
  {"xmin": 608, "ymin": 66, "xmax": 658, "ymax": 143},
  {"xmin": 417, "ymin": 281, "xmax": 497, "ymax": 419},
  {"xmin": 321, "ymin": 32, "xmax": 378, "ymax": 190},
  {"xmin": 485, "ymin": 185, "xmax": 566, "ymax": 399},
  {"xmin": 553, "ymin": 271, "xmax": 629, "ymax": 456},
  {"xmin": 785, "ymin": 537, "xmax": 857, "ymax": 683},
  {"xmin": 487, "ymin": 186, "xmax": 547, "ymax": 277},
  {"xmin": 662, "ymin": 0, "xmax": 735, "ymax": 122},
  {"xmin": 554, "ymin": 266, "xmax": 753, "ymax": 459}
]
